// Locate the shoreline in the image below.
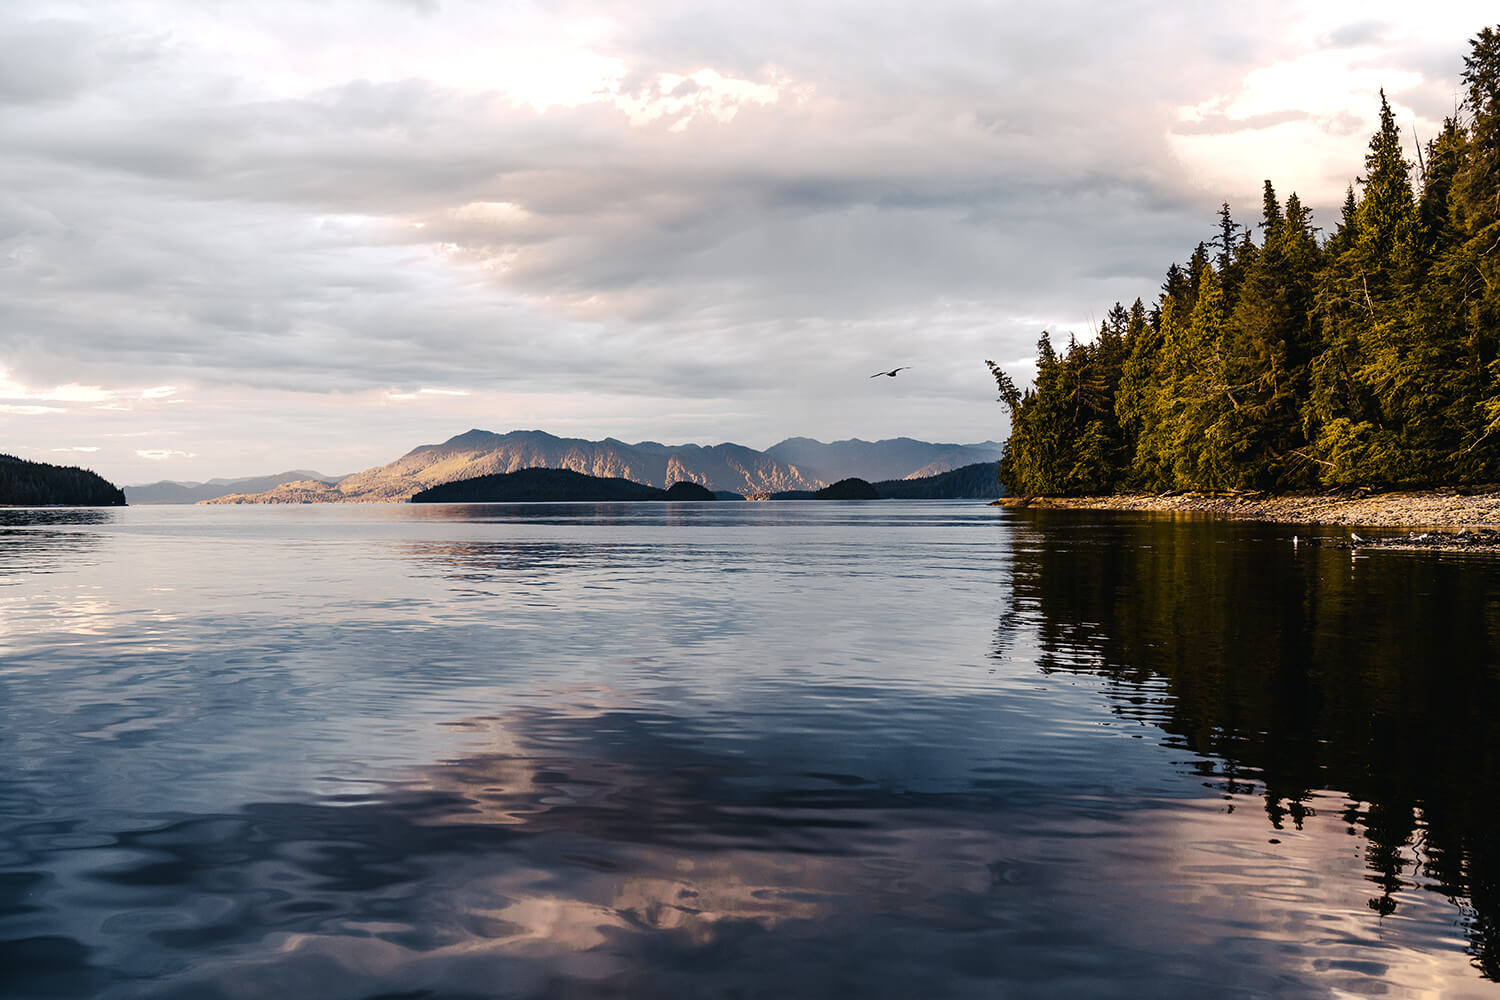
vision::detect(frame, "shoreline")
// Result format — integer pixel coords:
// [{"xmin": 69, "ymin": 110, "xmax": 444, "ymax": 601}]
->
[{"xmin": 992, "ymin": 488, "xmax": 1500, "ymax": 530}]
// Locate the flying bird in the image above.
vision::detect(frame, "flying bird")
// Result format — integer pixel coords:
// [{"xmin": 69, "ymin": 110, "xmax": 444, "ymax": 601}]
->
[{"xmin": 870, "ymin": 367, "xmax": 910, "ymax": 378}]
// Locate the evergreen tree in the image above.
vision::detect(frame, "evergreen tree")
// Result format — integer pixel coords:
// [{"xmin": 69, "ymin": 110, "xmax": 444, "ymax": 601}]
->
[
  {"xmin": 1450, "ymin": 28, "xmax": 1500, "ymax": 470},
  {"xmin": 1214, "ymin": 183, "xmax": 1322, "ymax": 487},
  {"xmin": 1177, "ymin": 266, "xmax": 1233, "ymax": 487},
  {"xmin": 1309, "ymin": 91, "xmax": 1422, "ymax": 483}
]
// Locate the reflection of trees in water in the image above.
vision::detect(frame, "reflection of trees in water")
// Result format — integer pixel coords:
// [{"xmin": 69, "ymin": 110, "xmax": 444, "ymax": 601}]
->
[
  {"xmin": 998, "ymin": 510, "xmax": 1500, "ymax": 978},
  {"xmin": 0, "ymin": 509, "xmax": 112, "ymax": 580},
  {"xmin": 0, "ymin": 509, "xmax": 114, "ymax": 528}
]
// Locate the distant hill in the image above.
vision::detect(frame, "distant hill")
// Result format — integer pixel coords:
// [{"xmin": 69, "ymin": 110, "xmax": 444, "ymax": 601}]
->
[
  {"xmin": 126, "ymin": 470, "xmax": 343, "ymax": 504},
  {"xmin": 873, "ymin": 462, "xmax": 1002, "ymax": 499},
  {"xmin": 205, "ymin": 430, "xmax": 1001, "ymax": 503},
  {"xmin": 1, "ymin": 454, "xmax": 126, "ymax": 506},
  {"xmin": 816, "ymin": 478, "xmax": 879, "ymax": 499},
  {"xmin": 755, "ymin": 462, "xmax": 1002, "ymax": 500},
  {"xmin": 410, "ymin": 468, "xmax": 720, "ymax": 503},
  {"xmin": 764, "ymin": 437, "xmax": 1004, "ymax": 483}
]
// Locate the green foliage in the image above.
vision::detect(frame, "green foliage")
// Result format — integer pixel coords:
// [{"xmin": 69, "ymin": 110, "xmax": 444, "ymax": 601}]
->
[
  {"xmin": 0, "ymin": 454, "xmax": 126, "ymax": 506},
  {"xmin": 993, "ymin": 27, "xmax": 1500, "ymax": 494}
]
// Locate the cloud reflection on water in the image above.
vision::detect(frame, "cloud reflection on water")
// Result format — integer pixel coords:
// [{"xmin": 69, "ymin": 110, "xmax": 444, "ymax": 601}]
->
[{"xmin": 4, "ymin": 693, "xmax": 1488, "ymax": 1000}]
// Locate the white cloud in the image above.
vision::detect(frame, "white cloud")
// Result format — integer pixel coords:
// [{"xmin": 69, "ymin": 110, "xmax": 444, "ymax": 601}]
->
[{"xmin": 135, "ymin": 448, "xmax": 196, "ymax": 461}]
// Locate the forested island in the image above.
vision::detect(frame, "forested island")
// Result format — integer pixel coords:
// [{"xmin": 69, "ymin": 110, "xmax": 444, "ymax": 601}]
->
[
  {"xmin": 990, "ymin": 28, "xmax": 1500, "ymax": 497},
  {"xmin": 409, "ymin": 468, "xmax": 721, "ymax": 503},
  {"xmin": 0, "ymin": 453, "xmax": 126, "ymax": 507}
]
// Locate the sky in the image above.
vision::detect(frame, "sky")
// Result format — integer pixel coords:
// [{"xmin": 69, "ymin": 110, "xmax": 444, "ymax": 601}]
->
[{"xmin": 0, "ymin": 0, "xmax": 1491, "ymax": 485}]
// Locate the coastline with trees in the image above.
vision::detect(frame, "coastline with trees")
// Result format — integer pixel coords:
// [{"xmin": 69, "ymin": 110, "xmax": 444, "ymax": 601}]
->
[
  {"xmin": 0, "ymin": 453, "xmax": 126, "ymax": 507},
  {"xmin": 989, "ymin": 27, "xmax": 1500, "ymax": 529}
]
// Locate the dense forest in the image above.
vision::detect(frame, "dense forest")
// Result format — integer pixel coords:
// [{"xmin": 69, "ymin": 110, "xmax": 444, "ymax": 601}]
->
[
  {"xmin": 0, "ymin": 453, "xmax": 125, "ymax": 507},
  {"xmin": 990, "ymin": 27, "xmax": 1500, "ymax": 495}
]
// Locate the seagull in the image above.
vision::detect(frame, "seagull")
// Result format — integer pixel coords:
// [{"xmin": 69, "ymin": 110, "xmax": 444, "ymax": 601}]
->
[{"xmin": 870, "ymin": 367, "xmax": 910, "ymax": 378}]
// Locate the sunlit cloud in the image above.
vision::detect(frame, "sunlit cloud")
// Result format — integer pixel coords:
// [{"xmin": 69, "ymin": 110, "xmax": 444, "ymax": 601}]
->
[
  {"xmin": 0, "ymin": 368, "xmax": 114, "ymax": 404},
  {"xmin": 385, "ymin": 386, "xmax": 473, "ymax": 402},
  {"xmin": 136, "ymin": 449, "xmax": 197, "ymax": 461},
  {"xmin": 613, "ymin": 68, "xmax": 802, "ymax": 131},
  {"xmin": 1168, "ymin": 32, "xmax": 1445, "ymax": 202},
  {"xmin": 0, "ymin": 403, "xmax": 63, "ymax": 415}
]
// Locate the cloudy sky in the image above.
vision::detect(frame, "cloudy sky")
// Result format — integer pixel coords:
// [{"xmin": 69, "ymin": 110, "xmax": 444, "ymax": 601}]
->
[{"xmin": 0, "ymin": 0, "xmax": 1489, "ymax": 484}]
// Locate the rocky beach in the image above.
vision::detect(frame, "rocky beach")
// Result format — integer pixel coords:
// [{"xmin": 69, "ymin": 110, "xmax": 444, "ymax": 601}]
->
[{"xmin": 995, "ymin": 488, "xmax": 1500, "ymax": 550}]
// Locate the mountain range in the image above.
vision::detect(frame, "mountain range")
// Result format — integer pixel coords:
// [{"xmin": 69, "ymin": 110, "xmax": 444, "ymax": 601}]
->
[
  {"xmin": 125, "ymin": 470, "xmax": 345, "ymax": 505},
  {"xmin": 193, "ymin": 430, "xmax": 1003, "ymax": 503}
]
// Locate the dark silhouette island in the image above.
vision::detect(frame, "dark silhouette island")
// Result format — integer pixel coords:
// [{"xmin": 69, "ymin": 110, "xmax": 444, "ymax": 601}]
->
[
  {"xmin": 752, "ymin": 463, "xmax": 1001, "ymax": 500},
  {"xmin": 873, "ymin": 462, "xmax": 1001, "ymax": 499},
  {"xmin": 409, "ymin": 467, "xmax": 719, "ymax": 503},
  {"xmin": 1, "ymin": 454, "xmax": 126, "ymax": 506},
  {"xmin": 815, "ymin": 478, "xmax": 880, "ymax": 499}
]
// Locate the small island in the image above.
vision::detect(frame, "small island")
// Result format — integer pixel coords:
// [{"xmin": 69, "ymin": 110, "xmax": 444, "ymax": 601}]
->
[
  {"xmin": 814, "ymin": 478, "xmax": 880, "ymax": 500},
  {"xmin": 1, "ymin": 453, "xmax": 126, "ymax": 507},
  {"xmin": 409, "ymin": 467, "xmax": 720, "ymax": 503}
]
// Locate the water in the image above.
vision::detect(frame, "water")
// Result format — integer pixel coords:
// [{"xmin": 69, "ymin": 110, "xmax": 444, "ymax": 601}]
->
[{"xmin": 1, "ymin": 501, "xmax": 1497, "ymax": 998}]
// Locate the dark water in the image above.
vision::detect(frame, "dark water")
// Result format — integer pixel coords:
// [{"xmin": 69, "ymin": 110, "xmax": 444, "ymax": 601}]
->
[{"xmin": 1, "ymin": 502, "xmax": 1497, "ymax": 998}]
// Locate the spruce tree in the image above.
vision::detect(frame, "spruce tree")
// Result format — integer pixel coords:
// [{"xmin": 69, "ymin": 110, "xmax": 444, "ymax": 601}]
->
[
  {"xmin": 1309, "ymin": 91, "xmax": 1421, "ymax": 483},
  {"xmin": 1451, "ymin": 28, "xmax": 1500, "ymax": 471}
]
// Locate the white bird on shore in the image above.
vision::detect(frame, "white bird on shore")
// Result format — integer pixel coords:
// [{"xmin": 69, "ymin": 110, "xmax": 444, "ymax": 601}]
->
[
  {"xmin": 870, "ymin": 367, "xmax": 910, "ymax": 378},
  {"xmin": 1351, "ymin": 532, "xmax": 1366, "ymax": 544}
]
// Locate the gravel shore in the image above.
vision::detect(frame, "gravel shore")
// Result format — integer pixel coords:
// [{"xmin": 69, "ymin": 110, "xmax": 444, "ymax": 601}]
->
[{"xmin": 994, "ymin": 488, "xmax": 1500, "ymax": 531}]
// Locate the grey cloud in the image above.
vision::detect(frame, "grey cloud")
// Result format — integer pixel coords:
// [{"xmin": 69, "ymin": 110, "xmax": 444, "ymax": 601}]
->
[
  {"xmin": 1322, "ymin": 21, "xmax": 1392, "ymax": 49},
  {"xmin": 0, "ymin": 16, "xmax": 162, "ymax": 106}
]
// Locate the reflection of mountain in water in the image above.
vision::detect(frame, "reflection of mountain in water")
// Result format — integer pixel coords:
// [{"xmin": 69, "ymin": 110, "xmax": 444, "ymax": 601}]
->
[{"xmin": 996, "ymin": 509, "xmax": 1500, "ymax": 978}]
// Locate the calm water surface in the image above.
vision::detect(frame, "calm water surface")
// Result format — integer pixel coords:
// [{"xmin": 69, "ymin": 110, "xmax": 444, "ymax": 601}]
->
[{"xmin": 1, "ymin": 501, "xmax": 1497, "ymax": 998}]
